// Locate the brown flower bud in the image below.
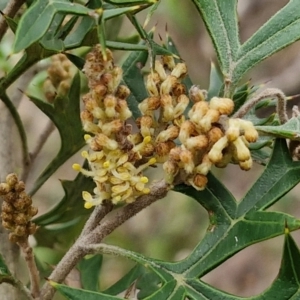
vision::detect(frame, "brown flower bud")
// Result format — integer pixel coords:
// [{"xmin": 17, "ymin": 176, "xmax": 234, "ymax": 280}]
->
[
  {"xmin": 29, "ymin": 206, "xmax": 38, "ymax": 217},
  {"xmin": 190, "ymin": 174, "xmax": 208, "ymax": 190},
  {"xmin": 13, "ymin": 195, "xmax": 32, "ymax": 211},
  {"xmin": 2, "ymin": 220, "xmax": 14, "ymax": 230},
  {"xmin": 15, "ymin": 213, "xmax": 28, "ymax": 225},
  {"xmin": 1, "ymin": 211, "xmax": 13, "ymax": 222},
  {"xmin": 6, "ymin": 174, "xmax": 18, "ymax": 188},
  {"xmin": 5, "ymin": 192, "xmax": 18, "ymax": 203},
  {"xmin": 189, "ymin": 85, "xmax": 207, "ymax": 102},
  {"xmin": 1, "ymin": 202, "xmax": 14, "ymax": 213},
  {"xmin": 0, "ymin": 183, "xmax": 10, "ymax": 195},
  {"xmin": 14, "ymin": 225, "xmax": 26, "ymax": 237},
  {"xmin": 169, "ymin": 147, "xmax": 182, "ymax": 161},
  {"xmin": 94, "ymin": 84, "xmax": 107, "ymax": 97},
  {"xmin": 173, "ymin": 83, "xmax": 186, "ymax": 97},
  {"xmin": 155, "ymin": 141, "xmax": 176, "ymax": 156},
  {"xmin": 27, "ymin": 223, "xmax": 37, "ymax": 235},
  {"xmin": 138, "ymin": 97, "xmax": 161, "ymax": 114},
  {"xmin": 15, "ymin": 181, "xmax": 25, "ymax": 193},
  {"xmin": 207, "ymin": 126, "xmax": 224, "ymax": 147},
  {"xmin": 116, "ymin": 85, "xmax": 130, "ymax": 99}
]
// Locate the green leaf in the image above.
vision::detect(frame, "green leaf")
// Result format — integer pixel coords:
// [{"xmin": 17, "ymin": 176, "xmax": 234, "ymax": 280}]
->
[
  {"xmin": 14, "ymin": 0, "xmax": 91, "ymax": 52},
  {"xmin": 0, "ymin": 254, "xmax": 15, "ymax": 285},
  {"xmin": 255, "ymin": 116, "xmax": 300, "ymax": 140},
  {"xmin": 50, "ymin": 281, "xmax": 123, "ymax": 299},
  {"xmin": 33, "ymin": 161, "xmax": 94, "ymax": 226},
  {"xmin": 237, "ymin": 139, "xmax": 300, "ymax": 215},
  {"xmin": 234, "ymin": 0, "xmax": 300, "ymax": 84},
  {"xmin": 28, "ymin": 73, "xmax": 85, "ymax": 196},
  {"xmin": 191, "ymin": 0, "xmax": 239, "ymax": 78},
  {"xmin": 207, "ymin": 62, "xmax": 223, "ymax": 100},
  {"xmin": 103, "ymin": 264, "xmax": 145, "ymax": 295},
  {"xmin": 78, "ymin": 255, "xmax": 102, "ymax": 292},
  {"xmin": 255, "ymin": 233, "xmax": 300, "ymax": 299},
  {"xmin": 122, "ymin": 46, "xmax": 149, "ymax": 118}
]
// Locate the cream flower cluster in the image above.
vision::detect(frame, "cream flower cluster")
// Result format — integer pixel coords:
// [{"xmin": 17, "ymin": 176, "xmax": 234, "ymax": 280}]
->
[
  {"xmin": 73, "ymin": 46, "xmax": 156, "ymax": 208},
  {"xmin": 75, "ymin": 45, "xmax": 259, "ymax": 208}
]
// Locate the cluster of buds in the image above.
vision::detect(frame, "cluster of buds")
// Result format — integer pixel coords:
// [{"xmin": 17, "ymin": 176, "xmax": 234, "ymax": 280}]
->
[
  {"xmin": 137, "ymin": 55, "xmax": 189, "ymax": 163},
  {"xmin": 73, "ymin": 46, "xmax": 156, "ymax": 208},
  {"xmin": 163, "ymin": 85, "xmax": 259, "ymax": 190},
  {"xmin": 43, "ymin": 54, "xmax": 74, "ymax": 103},
  {"xmin": 75, "ymin": 45, "xmax": 259, "ymax": 208},
  {"xmin": 0, "ymin": 174, "xmax": 38, "ymax": 243}
]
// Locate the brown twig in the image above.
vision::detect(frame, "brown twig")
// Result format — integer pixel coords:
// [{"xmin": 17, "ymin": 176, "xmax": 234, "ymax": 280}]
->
[
  {"xmin": 79, "ymin": 201, "xmax": 114, "ymax": 237},
  {"xmin": 18, "ymin": 240, "xmax": 40, "ymax": 299},
  {"xmin": 0, "ymin": 0, "xmax": 26, "ymax": 41},
  {"xmin": 40, "ymin": 179, "xmax": 170, "ymax": 300}
]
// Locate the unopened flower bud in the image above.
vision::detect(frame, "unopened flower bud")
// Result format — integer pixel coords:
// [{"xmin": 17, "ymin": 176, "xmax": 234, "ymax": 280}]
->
[
  {"xmin": 163, "ymin": 160, "xmax": 179, "ymax": 183},
  {"xmin": 116, "ymin": 99, "xmax": 132, "ymax": 120},
  {"xmin": 239, "ymin": 120, "xmax": 258, "ymax": 143},
  {"xmin": 179, "ymin": 120, "xmax": 196, "ymax": 144},
  {"xmin": 160, "ymin": 76, "xmax": 177, "ymax": 95},
  {"xmin": 188, "ymin": 101, "xmax": 209, "ymax": 124},
  {"xmin": 198, "ymin": 109, "xmax": 220, "ymax": 132},
  {"xmin": 171, "ymin": 63, "xmax": 187, "ymax": 79},
  {"xmin": 0, "ymin": 183, "xmax": 10, "ymax": 195},
  {"xmin": 180, "ymin": 149, "xmax": 194, "ymax": 174},
  {"xmin": 161, "ymin": 94, "xmax": 174, "ymax": 122},
  {"xmin": 172, "ymin": 83, "xmax": 186, "ymax": 97},
  {"xmin": 226, "ymin": 119, "xmax": 241, "ymax": 142},
  {"xmin": 102, "ymin": 119, "xmax": 123, "ymax": 136},
  {"xmin": 169, "ymin": 147, "xmax": 182, "ymax": 161},
  {"xmin": 146, "ymin": 74, "xmax": 159, "ymax": 96},
  {"xmin": 104, "ymin": 95, "xmax": 117, "ymax": 118},
  {"xmin": 189, "ymin": 85, "xmax": 207, "ymax": 102},
  {"xmin": 14, "ymin": 225, "xmax": 26, "ymax": 237},
  {"xmin": 15, "ymin": 213, "xmax": 28, "ymax": 225},
  {"xmin": 208, "ymin": 136, "xmax": 228, "ymax": 163},
  {"xmin": 239, "ymin": 157, "xmax": 253, "ymax": 170},
  {"xmin": 155, "ymin": 141, "xmax": 176, "ymax": 156},
  {"xmin": 95, "ymin": 133, "xmax": 118, "ymax": 150},
  {"xmin": 185, "ymin": 135, "xmax": 208, "ymax": 150},
  {"xmin": 138, "ymin": 97, "xmax": 161, "ymax": 115},
  {"xmin": 162, "ymin": 55, "xmax": 175, "ymax": 70},
  {"xmin": 6, "ymin": 174, "xmax": 18, "ymax": 188},
  {"xmin": 155, "ymin": 60, "xmax": 167, "ymax": 81},
  {"xmin": 207, "ymin": 127, "xmax": 224, "ymax": 148},
  {"xmin": 174, "ymin": 94, "xmax": 189, "ymax": 118},
  {"xmin": 232, "ymin": 137, "xmax": 251, "ymax": 162},
  {"xmin": 156, "ymin": 126, "xmax": 179, "ymax": 143},
  {"xmin": 209, "ymin": 97, "xmax": 234, "ymax": 115},
  {"xmin": 194, "ymin": 154, "xmax": 212, "ymax": 175},
  {"xmin": 116, "ymin": 85, "xmax": 130, "ymax": 99},
  {"xmin": 188, "ymin": 174, "xmax": 208, "ymax": 191}
]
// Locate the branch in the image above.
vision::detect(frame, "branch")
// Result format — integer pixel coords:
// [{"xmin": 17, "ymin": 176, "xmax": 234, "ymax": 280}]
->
[
  {"xmin": 18, "ymin": 241, "xmax": 40, "ymax": 299},
  {"xmin": 233, "ymin": 88, "xmax": 288, "ymax": 124},
  {"xmin": 40, "ymin": 179, "xmax": 170, "ymax": 300},
  {"xmin": 0, "ymin": 0, "xmax": 26, "ymax": 41}
]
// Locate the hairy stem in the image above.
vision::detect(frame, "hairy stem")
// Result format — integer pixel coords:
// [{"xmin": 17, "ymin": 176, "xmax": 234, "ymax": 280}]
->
[
  {"xmin": 40, "ymin": 180, "xmax": 169, "ymax": 300},
  {"xmin": 18, "ymin": 241, "xmax": 40, "ymax": 299},
  {"xmin": 233, "ymin": 88, "xmax": 288, "ymax": 124}
]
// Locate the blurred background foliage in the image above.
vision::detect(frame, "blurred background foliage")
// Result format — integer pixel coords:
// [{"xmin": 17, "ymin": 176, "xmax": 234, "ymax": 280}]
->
[{"xmin": 3, "ymin": 0, "xmax": 300, "ymax": 298}]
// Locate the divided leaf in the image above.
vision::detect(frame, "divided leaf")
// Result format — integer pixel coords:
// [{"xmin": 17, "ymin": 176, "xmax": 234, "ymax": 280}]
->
[{"xmin": 29, "ymin": 73, "xmax": 85, "ymax": 196}]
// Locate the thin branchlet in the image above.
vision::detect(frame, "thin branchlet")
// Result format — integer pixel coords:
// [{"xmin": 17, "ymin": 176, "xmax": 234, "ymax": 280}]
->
[{"xmin": 233, "ymin": 88, "xmax": 288, "ymax": 124}]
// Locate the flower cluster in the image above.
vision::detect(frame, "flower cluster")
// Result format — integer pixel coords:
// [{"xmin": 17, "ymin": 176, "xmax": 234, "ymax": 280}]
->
[
  {"xmin": 163, "ymin": 88, "xmax": 258, "ymax": 190},
  {"xmin": 73, "ymin": 46, "xmax": 156, "ymax": 208},
  {"xmin": 75, "ymin": 45, "xmax": 259, "ymax": 208},
  {"xmin": 43, "ymin": 54, "xmax": 74, "ymax": 103},
  {"xmin": 0, "ymin": 174, "xmax": 38, "ymax": 243}
]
